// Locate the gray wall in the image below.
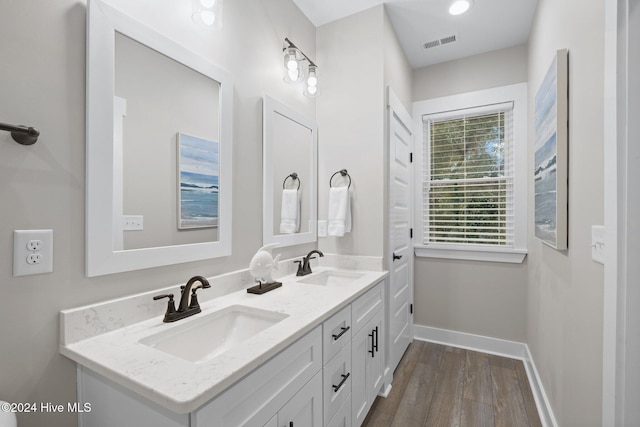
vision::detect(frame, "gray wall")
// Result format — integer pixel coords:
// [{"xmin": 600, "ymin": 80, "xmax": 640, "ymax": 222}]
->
[
  {"xmin": 411, "ymin": 45, "xmax": 529, "ymax": 342},
  {"xmin": 0, "ymin": 0, "xmax": 316, "ymax": 426},
  {"xmin": 316, "ymin": 5, "xmax": 412, "ymax": 260},
  {"xmin": 413, "ymin": 44, "xmax": 529, "ymax": 101},
  {"xmin": 526, "ymin": 0, "xmax": 605, "ymax": 425},
  {"xmin": 316, "ymin": 6, "xmax": 386, "ymax": 257}
]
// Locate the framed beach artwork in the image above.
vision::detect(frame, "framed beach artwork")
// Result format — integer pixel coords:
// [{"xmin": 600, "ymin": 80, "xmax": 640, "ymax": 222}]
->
[
  {"xmin": 534, "ymin": 49, "xmax": 568, "ymax": 250},
  {"xmin": 177, "ymin": 133, "xmax": 219, "ymax": 229}
]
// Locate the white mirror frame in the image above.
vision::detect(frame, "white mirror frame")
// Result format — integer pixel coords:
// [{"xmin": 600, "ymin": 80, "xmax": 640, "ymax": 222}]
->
[
  {"xmin": 262, "ymin": 96, "xmax": 317, "ymax": 247},
  {"xmin": 86, "ymin": 0, "xmax": 233, "ymax": 276}
]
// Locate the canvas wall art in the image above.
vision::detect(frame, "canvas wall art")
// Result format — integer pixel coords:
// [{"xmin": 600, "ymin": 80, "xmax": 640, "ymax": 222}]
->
[
  {"xmin": 177, "ymin": 133, "xmax": 219, "ymax": 229},
  {"xmin": 534, "ymin": 49, "xmax": 568, "ymax": 250}
]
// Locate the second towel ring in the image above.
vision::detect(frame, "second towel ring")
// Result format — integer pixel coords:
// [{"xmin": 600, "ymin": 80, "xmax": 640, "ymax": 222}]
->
[
  {"xmin": 329, "ymin": 169, "xmax": 351, "ymax": 189},
  {"xmin": 283, "ymin": 172, "xmax": 301, "ymax": 190}
]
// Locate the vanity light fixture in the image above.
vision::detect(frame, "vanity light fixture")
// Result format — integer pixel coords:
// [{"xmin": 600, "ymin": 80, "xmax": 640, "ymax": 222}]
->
[
  {"xmin": 192, "ymin": 0, "xmax": 223, "ymax": 29},
  {"xmin": 283, "ymin": 38, "xmax": 319, "ymax": 96},
  {"xmin": 449, "ymin": 0, "xmax": 473, "ymax": 15}
]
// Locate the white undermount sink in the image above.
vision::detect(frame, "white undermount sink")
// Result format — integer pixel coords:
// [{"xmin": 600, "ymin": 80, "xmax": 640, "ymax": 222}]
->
[
  {"xmin": 139, "ymin": 305, "xmax": 288, "ymax": 363},
  {"xmin": 297, "ymin": 270, "xmax": 365, "ymax": 287}
]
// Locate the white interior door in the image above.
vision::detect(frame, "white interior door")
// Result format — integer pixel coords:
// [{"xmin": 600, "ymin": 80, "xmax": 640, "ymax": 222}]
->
[{"xmin": 387, "ymin": 88, "xmax": 413, "ymax": 373}]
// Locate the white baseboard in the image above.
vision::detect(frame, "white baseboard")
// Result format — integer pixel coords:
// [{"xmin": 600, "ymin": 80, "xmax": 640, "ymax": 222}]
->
[{"xmin": 413, "ymin": 325, "xmax": 558, "ymax": 427}]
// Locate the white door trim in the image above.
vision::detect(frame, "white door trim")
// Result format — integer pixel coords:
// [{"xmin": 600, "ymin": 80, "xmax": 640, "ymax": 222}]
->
[
  {"xmin": 603, "ymin": 0, "xmax": 640, "ymax": 425},
  {"xmin": 386, "ymin": 87, "xmax": 414, "ymax": 374}
]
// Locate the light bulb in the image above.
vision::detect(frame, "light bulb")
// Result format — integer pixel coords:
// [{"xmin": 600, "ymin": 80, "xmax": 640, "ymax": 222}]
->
[
  {"xmin": 449, "ymin": 0, "xmax": 471, "ymax": 15},
  {"xmin": 200, "ymin": 10, "xmax": 216, "ymax": 26},
  {"xmin": 287, "ymin": 58, "xmax": 298, "ymax": 70},
  {"xmin": 307, "ymin": 75, "xmax": 317, "ymax": 86},
  {"xmin": 306, "ymin": 85, "xmax": 317, "ymax": 95},
  {"xmin": 288, "ymin": 68, "xmax": 300, "ymax": 81}
]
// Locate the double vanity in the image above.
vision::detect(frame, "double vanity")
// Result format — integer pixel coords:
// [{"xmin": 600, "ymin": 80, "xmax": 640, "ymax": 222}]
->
[
  {"xmin": 60, "ymin": 265, "xmax": 388, "ymax": 426},
  {"xmin": 74, "ymin": 2, "xmax": 396, "ymax": 425}
]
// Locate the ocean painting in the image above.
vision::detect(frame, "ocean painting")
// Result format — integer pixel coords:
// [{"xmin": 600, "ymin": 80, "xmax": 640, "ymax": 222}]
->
[
  {"xmin": 534, "ymin": 50, "xmax": 567, "ymax": 249},
  {"xmin": 177, "ymin": 133, "xmax": 219, "ymax": 229}
]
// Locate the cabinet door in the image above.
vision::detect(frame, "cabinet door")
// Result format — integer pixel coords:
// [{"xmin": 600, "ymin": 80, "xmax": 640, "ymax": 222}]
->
[
  {"xmin": 278, "ymin": 372, "xmax": 323, "ymax": 427},
  {"xmin": 351, "ymin": 309, "xmax": 385, "ymax": 427},
  {"xmin": 368, "ymin": 309, "xmax": 384, "ymax": 404},
  {"xmin": 351, "ymin": 325, "xmax": 372, "ymax": 426}
]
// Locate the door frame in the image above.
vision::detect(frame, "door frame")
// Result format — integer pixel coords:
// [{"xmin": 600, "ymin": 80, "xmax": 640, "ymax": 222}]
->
[
  {"xmin": 603, "ymin": 0, "xmax": 639, "ymax": 425},
  {"xmin": 386, "ymin": 86, "xmax": 414, "ymax": 377}
]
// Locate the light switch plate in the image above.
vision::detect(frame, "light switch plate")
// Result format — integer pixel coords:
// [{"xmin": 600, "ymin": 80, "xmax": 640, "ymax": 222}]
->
[
  {"xmin": 591, "ymin": 225, "xmax": 605, "ymax": 264},
  {"xmin": 123, "ymin": 215, "xmax": 144, "ymax": 231},
  {"xmin": 14, "ymin": 229, "xmax": 54, "ymax": 276}
]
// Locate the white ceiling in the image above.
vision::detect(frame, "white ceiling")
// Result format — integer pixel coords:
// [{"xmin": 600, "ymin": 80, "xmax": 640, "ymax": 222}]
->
[{"xmin": 292, "ymin": 0, "xmax": 538, "ymax": 69}]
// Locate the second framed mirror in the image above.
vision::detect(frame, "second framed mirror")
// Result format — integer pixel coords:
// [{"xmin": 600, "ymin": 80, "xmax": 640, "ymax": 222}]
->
[{"xmin": 262, "ymin": 96, "xmax": 317, "ymax": 247}]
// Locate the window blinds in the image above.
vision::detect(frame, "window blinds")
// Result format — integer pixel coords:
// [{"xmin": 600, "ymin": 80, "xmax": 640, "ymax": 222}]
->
[{"xmin": 423, "ymin": 103, "xmax": 514, "ymax": 246}]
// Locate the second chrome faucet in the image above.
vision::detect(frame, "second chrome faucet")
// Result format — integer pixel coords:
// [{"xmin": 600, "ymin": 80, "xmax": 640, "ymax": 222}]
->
[{"xmin": 153, "ymin": 275, "xmax": 210, "ymax": 322}]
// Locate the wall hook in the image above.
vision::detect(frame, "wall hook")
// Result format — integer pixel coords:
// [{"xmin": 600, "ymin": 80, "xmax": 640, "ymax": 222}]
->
[{"xmin": 0, "ymin": 122, "xmax": 40, "ymax": 145}]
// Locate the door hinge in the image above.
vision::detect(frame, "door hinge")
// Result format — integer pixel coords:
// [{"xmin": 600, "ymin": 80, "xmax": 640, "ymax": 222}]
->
[
  {"xmin": 410, "ymin": 303, "xmax": 413, "ymax": 314},
  {"xmin": 410, "ymin": 152, "xmax": 413, "ymax": 163},
  {"xmin": 410, "ymin": 228, "xmax": 413, "ymax": 238}
]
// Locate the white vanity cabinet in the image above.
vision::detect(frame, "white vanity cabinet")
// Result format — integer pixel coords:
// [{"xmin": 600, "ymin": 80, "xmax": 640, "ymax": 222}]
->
[
  {"xmin": 74, "ymin": 279, "xmax": 387, "ymax": 427},
  {"xmin": 322, "ymin": 281, "xmax": 385, "ymax": 427}
]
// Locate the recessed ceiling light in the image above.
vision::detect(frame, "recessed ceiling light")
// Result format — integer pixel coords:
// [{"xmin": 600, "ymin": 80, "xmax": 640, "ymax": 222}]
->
[{"xmin": 449, "ymin": 0, "xmax": 473, "ymax": 15}]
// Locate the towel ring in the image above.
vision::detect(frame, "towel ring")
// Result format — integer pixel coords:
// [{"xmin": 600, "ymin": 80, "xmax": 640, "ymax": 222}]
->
[
  {"xmin": 329, "ymin": 169, "xmax": 351, "ymax": 189},
  {"xmin": 283, "ymin": 172, "xmax": 301, "ymax": 190}
]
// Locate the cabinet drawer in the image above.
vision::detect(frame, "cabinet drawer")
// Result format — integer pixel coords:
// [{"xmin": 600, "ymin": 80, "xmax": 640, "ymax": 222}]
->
[
  {"xmin": 326, "ymin": 394, "xmax": 351, "ymax": 427},
  {"xmin": 323, "ymin": 305, "xmax": 352, "ymax": 363},
  {"xmin": 351, "ymin": 281, "xmax": 383, "ymax": 335},
  {"xmin": 193, "ymin": 326, "xmax": 322, "ymax": 427},
  {"xmin": 323, "ymin": 344, "xmax": 351, "ymax": 423}
]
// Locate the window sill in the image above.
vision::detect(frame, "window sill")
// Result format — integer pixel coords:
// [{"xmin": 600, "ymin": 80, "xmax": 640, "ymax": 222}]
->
[{"xmin": 414, "ymin": 245, "xmax": 527, "ymax": 264}]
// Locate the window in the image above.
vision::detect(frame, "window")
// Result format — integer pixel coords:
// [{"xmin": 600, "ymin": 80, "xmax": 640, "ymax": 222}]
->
[{"xmin": 413, "ymin": 84, "xmax": 527, "ymax": 263}]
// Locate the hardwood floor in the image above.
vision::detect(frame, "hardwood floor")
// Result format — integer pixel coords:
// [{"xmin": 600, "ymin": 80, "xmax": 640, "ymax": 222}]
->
[{"xmin": 363, "ymin": 341, "xmax": 542, "ymax": 427}]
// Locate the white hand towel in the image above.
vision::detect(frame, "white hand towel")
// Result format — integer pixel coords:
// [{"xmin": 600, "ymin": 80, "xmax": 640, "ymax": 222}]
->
[
  {"xmin": 280, "ymin": 189, "xmax": 300, "ymax": 234},
  {"xmin": 328, "ymin": 186, "xmax": 351, "ymax": 236}
]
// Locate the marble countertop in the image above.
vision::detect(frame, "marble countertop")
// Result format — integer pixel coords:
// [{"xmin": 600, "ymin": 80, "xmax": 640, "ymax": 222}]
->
[{"xmin": 60, "ymin": 267, "xmax": 387, "ymax": 414}]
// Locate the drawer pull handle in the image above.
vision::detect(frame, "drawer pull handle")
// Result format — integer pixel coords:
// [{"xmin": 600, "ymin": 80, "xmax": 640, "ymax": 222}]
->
[
  {"xmin": 373, "ymin": 326, "xmax": 379, "ymax": 353},
  {"xmin": 332, "ymin": 373, "xmax": 350, "ymax": 392},
  {"xmin": 332, "ymin": 326, "xmax": 350, "ymax": 341},
  {"xmin": 369, "ymin": 331, "xmax": 375, "ymax": 357}
]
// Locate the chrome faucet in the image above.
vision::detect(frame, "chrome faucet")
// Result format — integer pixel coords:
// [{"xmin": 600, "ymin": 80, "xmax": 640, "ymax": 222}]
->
[
  {"xmin": 153, "ymin": 275, "xmax": 210, "ymax": 322},
  {"xmin": 295, "ymin": 250, "xmax": 324, "ymax": 276}
]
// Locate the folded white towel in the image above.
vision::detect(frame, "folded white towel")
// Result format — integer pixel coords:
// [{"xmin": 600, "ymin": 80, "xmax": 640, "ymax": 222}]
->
[
  {"xmin": 328, "ymin": 186, "xmax": 351, "ymax": 236},
  {"xmin": 280, "ymin": 189, "xmax": 300, "ymax": 234}
]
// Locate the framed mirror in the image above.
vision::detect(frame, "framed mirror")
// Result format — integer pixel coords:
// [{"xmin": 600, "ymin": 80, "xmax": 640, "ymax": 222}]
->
[
  {"xmin": 86, "ymin": 0, "xmax": 233, "ymax": 276},
  {"xmin": 263, "ymin": 96, "xmax": 317, "ymax": 247}
]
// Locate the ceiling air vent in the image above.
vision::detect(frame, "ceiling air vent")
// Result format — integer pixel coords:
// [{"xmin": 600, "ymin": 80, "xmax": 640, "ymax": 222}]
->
[{"xmin": 422, "ymin": 34, "xmax": 458, "ymax": 50}]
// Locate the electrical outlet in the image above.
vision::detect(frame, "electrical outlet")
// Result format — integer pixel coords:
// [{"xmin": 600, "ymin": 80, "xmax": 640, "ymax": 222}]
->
[
  {"xmin": 318, "ymin": 220, "xmax": 327, "ymax": 238},
  {"xmin": 26, "ymin": 253, "xmax": 42, "ymax": 265},
  {"xmin": 27, "ymin": 239, "xmax": 42, "ymax": 251},
  {"xmin": 14, "ymin": 230, "xmax": 53, "ymax": 276}
]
